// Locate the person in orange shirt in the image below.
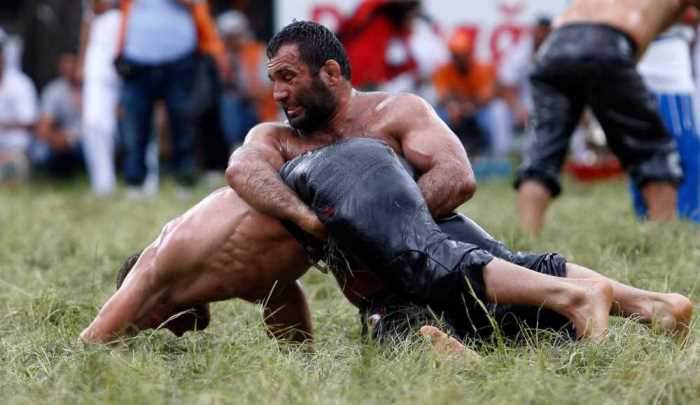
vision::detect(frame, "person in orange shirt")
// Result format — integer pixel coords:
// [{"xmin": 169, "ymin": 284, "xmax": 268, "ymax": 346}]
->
[{"xmin": 433, "ymin": 28, "xmax": 496, "ymax": 156}]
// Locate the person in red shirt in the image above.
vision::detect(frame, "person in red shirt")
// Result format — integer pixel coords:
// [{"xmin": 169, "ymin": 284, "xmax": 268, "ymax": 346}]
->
[{"xmin": 338, "ymin": 0, "xmax": 421, "ymax": 90}]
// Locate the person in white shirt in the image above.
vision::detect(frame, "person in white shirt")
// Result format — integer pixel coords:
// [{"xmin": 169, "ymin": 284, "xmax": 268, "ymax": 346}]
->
[
  {"xmin": 0, "ymin": 28, "xmax": 38, "ymax": 186},
  {"xmin": 80, "ymin": 0, "xmax": 121, "ymax": 195}
]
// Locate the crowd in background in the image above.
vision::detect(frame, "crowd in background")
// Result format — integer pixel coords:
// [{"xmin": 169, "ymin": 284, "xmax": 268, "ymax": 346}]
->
[{"xmin": 0, "ymin": 0, "xmax": 698, "ymax": 209}]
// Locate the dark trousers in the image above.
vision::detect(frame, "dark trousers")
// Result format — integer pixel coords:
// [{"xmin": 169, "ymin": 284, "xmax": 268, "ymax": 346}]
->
[{"xmin": 120, "ymin": 53, "xmax": 198, "ymax": 186}]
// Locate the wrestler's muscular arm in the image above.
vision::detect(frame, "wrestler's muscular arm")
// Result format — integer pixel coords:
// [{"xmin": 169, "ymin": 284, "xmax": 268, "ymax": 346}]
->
[
  {"xmin": 226, "ymin": 124, "xmax": 325, "ymax": 239},
  {"xmin": 387, "ymin": 93, "xmax": 477, "ymax": 217},
  {"xmin": 80, "ymin": 248, "xmax": 163, "ymax": 343}
]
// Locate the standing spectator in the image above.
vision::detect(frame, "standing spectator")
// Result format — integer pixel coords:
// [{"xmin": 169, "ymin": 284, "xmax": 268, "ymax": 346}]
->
[
  {"xmin": 117, "ymin": 0, "xmax": 225, "ymax": 193},
  {"xmin": 432, "ymin": 27, "xmax": 497, "ymax": 157},
  {"xmin": 32, "ymin": 52, "xmax": 84, "ymax": 179},
  {"xmin": 217, "ymin": 10, "xmax": 273, "ymax": 150},
  {"xmin": 633, "ymin": 14, "xmax": 700, "ymax": 223},
  {"xmin": 0, "ymin": 28, "xmax": 38, "ymax": 186},
  {"xmin": 81, "ymin": 0, "xmax": 121, "ymax": 196},
  {"xmin": 498, "ymin": 16, "xmax": 552, "ymax": 132},
  {"xmin": 338, "ymin": 0, "xmax": 421, "ymax": 92}
]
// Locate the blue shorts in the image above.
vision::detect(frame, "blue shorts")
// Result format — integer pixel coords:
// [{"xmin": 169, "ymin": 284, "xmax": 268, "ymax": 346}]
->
[{"xmin": 630, "ymin": 93, "xmax": 700, "ymax": 222}]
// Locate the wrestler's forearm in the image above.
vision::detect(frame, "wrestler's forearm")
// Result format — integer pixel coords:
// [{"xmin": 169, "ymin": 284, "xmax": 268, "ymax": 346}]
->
[
  {"xmin": 417, "ymin": 163, "xmax": 476, "ymax": 218},
  {"xmin": 227, "ymin": 159, "xmax": 317, "ymax": 226}
]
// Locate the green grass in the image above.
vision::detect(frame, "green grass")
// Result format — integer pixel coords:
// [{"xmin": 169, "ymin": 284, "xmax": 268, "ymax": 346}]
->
[{"xmin": 2, "ymin": 175, "xmax": 699, "ymax": 404}]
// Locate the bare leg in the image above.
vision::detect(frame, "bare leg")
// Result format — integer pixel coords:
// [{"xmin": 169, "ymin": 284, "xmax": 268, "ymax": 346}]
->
[
  {"xmin": 517, "ymin": 180, "xmax": 552, "ymax": 237},
  {"xmin": 483, "ymin": 258, "xmax": 613, "ymax": 338},
  {"xmin": 419, "ymin": 325, "xmax": 481, "ymax": 363},
  {"xmin": 642, "ymin": 181, "xmax": 677, "ymax": 222},
  {"xmin": 566, "ymin": 263, "xmax": 692, "ymax": 340}
]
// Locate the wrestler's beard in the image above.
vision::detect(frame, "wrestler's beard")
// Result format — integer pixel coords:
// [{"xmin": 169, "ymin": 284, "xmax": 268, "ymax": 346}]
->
[{"xmin": 285, "ymin": 77, "xmax": 338, "ymax": 133}]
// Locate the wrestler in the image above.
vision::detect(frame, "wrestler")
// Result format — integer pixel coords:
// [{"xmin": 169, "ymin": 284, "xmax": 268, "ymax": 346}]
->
[
  {"xmin": 78, "ymin": 186, "xmax": 479, "ymax": 356},
  {"xmin": 279, "ymin": 137, "xmax": 693, "ymax": 342},
  {"xmin": 79, "ymin": 187, "xmax": 313, "ymax": 344},
  {"xmin": 515, "ymin": 0, "xmax": 699, "ymax": 235},
  {"xmin": 226, "ymin": 21, "xmax": 692, "ymax": 341}
]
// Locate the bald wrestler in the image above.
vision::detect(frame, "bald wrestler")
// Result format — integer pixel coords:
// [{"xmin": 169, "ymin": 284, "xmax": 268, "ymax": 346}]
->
[
  {"xmin": 227, "ymin": 21, "xmax": 692, "ymax": 341},
  {"xmin": 515, "ymin": 0, "xmax": 700, "ymax": 235}
]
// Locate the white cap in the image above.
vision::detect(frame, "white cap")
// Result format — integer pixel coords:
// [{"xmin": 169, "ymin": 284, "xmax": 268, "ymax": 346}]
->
[{"xmin": 217, "ymin": 10, "xmax": 250, "ymax": 37}]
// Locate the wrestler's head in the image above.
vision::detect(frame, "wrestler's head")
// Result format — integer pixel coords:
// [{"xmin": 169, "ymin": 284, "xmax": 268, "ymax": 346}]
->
[
  {"xmin": 266, "ymin": 21, "xmax": 351, "ymax": 132},
  {"xmin": 116, "ymin": 252, "xmax": 210, "ymax": 336}
]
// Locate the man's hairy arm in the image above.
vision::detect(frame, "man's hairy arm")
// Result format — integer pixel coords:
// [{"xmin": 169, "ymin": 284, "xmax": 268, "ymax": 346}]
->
[
  {"xmin": 388, "ymin": 93, "xmax": 477, "ymax": 217},
  {"xmin": 226, "ymin": 124, "xmax": 325, "ymax": 238}
]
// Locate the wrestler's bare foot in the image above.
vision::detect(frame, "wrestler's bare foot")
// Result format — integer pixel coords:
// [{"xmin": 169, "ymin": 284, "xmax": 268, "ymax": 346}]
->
[
  {"xmin": 643, "ymin": 293, "xmax": 693, "ymax": 344},
  {"xmin": 563, "ymin": 279, "xmax": 613, "ymax": 339},
  {"xmin": 419, "ymin": 325, "xmax": 481, "ymax": 363}
]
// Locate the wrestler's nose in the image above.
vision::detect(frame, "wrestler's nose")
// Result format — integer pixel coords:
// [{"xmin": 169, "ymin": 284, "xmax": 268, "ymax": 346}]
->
[{"xmin": 273, "ymin": 83, "xmax": 290, "ymax": 103}]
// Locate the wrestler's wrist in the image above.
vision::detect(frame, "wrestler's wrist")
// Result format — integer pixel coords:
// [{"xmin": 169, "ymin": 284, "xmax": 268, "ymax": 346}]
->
[{"xmin": 290, "ymin": 206, "xmax": 317, "ymax": 228}]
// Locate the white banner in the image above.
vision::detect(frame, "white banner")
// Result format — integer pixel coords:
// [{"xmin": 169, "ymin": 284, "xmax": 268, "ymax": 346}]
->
[{"xmin": 275, "ymin": 0, "xmax": 569, "ymax": 62}]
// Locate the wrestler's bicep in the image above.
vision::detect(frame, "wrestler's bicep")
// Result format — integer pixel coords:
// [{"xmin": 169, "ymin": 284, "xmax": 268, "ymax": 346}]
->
[{"xmin": 394, "ymin": 93, "xmax": 468, "ymax": 173}]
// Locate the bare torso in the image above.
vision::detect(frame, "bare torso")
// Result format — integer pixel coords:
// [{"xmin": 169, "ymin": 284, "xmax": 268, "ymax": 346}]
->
[
  {"xmin": 259, "ymin": 91, "xmax": 434, "ymax": 303},
  {"xmin": 151, "ymin": 187, "xmax": 309, "ymax": 306},
  {"xmin": 275, "ymin": 91, "xmax": 410, "ymax": 160},
  {"xmin": 557, "ymin": 0, "xmax": 689, "ymax": 55}
]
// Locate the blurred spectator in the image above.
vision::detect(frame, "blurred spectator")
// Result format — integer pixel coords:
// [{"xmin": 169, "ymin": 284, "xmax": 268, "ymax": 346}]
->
[
  {"xmin": 632, "ymin": 13, "xmax": 700, "ymax": 222},
  {"xmin": 217, "ymin": 10, "xmax": 274, "ymax": 149},
  {"xmin": 0, "ymin": 28, "xmax": 38, "ymax": 186},
  {"xmin": 432, "ymin": 27, "xmax": 497, "ymax": 156},
  {"xmin": 31, "ymin": 52, "xmax": 84, "ymax": 179},
  {"xmin": 81, "ymin": 0, "xmax": 121, "ymax": 196},
  {"xmin": 116, "ymin": 0, "xmax": 225, "ymax": 194},
  {"xmin": 339, "ymin": 0, "xmax": 421, "ymax": 92},
  {"xmin": 498, "ymin": 16, "xmax": 552, "ymax": 131},
  {"xmin": 409, "ymin": 14, "xmax": 449, "ymax": 104}
]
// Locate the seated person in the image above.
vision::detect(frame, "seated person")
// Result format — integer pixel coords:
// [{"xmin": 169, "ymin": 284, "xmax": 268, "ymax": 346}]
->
[
  {"xmin": 32, "ymin": 52, "xmax": 84, "ymax": 178},
  {"xmin": 433, "ymin": 27, "xmax": 497, "ymax": 156}
]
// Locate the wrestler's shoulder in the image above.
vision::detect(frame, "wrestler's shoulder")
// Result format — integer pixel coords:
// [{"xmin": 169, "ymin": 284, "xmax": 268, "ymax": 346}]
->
[
  {"xmin": 356, "ymin": 90, "xmax": 428, "ymax": 110},
  {"xmin": 356, "ymin": 91, "xmax": 433, "ymax": 126},
  {"xmin": 245, "ymin": 122, "xmax": 296, "ymax": 143}
]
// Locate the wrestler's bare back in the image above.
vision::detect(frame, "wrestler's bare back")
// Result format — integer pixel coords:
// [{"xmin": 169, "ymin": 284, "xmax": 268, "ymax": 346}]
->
[
  {"xmin": 148, "ymin": 187, "xmax": 309, "ymax": 305},
  {"xmin": 558, "ymin": 0, "xmax": 693, "ymax": 55}
]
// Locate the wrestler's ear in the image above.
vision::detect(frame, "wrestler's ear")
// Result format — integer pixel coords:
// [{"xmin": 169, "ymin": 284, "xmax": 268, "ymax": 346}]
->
[{"xmin": 320, "ymin": 59, "xmax": 342, "ymax": 85}]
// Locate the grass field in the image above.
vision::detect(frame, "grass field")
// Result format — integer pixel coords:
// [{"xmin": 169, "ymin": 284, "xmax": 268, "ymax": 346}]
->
[{"xmin": 2, "ymin": 175, "xmax": 699, "ymax": 404}]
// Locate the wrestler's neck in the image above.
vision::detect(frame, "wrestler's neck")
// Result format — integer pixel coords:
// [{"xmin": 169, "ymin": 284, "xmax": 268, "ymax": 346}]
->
[{"xmin": 299, "ymin": 85, "xmax": 356, "ymax": 140}]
